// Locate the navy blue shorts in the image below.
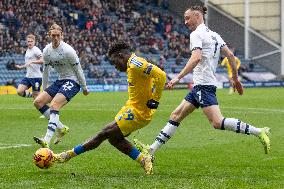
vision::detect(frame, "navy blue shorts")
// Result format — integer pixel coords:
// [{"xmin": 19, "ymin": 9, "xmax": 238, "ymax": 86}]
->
[
  {"xmin": 184, "ymin": 85, "xmax": 218, "ymax": 108},
  {"xmin": 45, "ymin": 79, "xmax": 80, "ymax": 101},
  {"xmin": 20, "ymin": 77, "xmax": 42, "ymax": 92}
]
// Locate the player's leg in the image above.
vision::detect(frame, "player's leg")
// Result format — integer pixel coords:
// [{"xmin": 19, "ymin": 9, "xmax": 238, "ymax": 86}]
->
[
  {"xmin": 17, "ymin": 78, "xmax": 32, "ymax": 98},
  {"xmin": 54, "ymin": 121, "xmax": 153, "ymax": 174},
  {"xmin": 147, "ymin": 99, "xmax": 196, "ymax": 155},
  {"xmin": 52, "ymin": 80, "xmax": 81, "ymax": 144},
  {"xmin": 17, "ymin": 84, "xmax": 32, "ymax": 97},
  {"xmin": 135, "ymin": 89, "xmax": 200, "ymax": 155},
  {"xmin": 107, "ymin": 123, "xmax": 153, "ymax": 174},
  {"xmin": 33, "ymin": 91, "xmax": 53, "ymax": 118},
  {"xmin": 54, "ymin": 108, "xmax": 153, "ymax": 174},
  {"xmin": 202, "ymin": 105, "xmax": 270, "ymax": 154},
  {"xmin": 53, "ymin": 122, "xmax": 119, "ymax": 163},
  {"xmin": 33, "ymin": 91, "xmax": 56, "ymax": 148},
  {"xmin": 32, "ymin": 91, "xmax": 41, "ymax": 99},
  {"xmin": 40, "ymin": 93, "xmax": 68, "ymax": 146},
  {"xmin": 30, "ymin": 78, "xmax": 42, "ymax": 99},
  {"xmin": 33, "ymin": 85, "xmax": 67, "ymax": 147}
]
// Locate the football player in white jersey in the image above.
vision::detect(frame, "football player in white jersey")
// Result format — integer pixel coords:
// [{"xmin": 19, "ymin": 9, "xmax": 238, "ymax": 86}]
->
[
  {"xmin": 33, "ymin": 24, "xmax": 89, "ymax": 148},
  {"xmin": 134, "ymin": 6, "xmax": 271, "ymax": 157},
  {"xmin": 15, "ymin": 34, "xmax": 43, "ymax": 99}
]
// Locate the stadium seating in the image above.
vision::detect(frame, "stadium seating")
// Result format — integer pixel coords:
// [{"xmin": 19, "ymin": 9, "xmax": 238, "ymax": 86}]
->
[{"xmin": 0, "ymin": 0, "xmax": 274, "ymax": 86}]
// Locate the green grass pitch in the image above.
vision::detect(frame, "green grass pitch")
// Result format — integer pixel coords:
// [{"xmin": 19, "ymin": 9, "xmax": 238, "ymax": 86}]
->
[{"xmin": 0, "ymin": 88, "xmax": 283, "ymax": 188}]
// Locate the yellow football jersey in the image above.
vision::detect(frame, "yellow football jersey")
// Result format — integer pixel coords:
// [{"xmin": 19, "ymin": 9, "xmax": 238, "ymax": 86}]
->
[
  {"xmin": 221, "ymin": 57, "xmax": 241, "ymax": 78},
  {"xmin": 125, "ymin": 53, "xmax": 166, "ymax": 120}
]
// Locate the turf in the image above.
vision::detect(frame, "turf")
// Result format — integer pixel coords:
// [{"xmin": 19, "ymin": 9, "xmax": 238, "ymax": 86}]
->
[{"xmin": 0, "ymin": 88, "xmax": 283, "ymax": 188}]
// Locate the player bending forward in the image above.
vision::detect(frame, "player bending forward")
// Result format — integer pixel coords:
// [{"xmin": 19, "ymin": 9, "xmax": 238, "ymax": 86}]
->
[
  {"xmin": 53, "ymin": 42, "xmax": 166, "ymax": 175},
  {"xmin": 33, "ymin": 24, "xmax": 89, "ymax": 148}
]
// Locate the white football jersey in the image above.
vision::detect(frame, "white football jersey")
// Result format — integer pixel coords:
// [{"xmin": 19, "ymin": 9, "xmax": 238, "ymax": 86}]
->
[
  {"xmin": 190, "ymin": 23, "xmax": 226, "ymax": 86},
  {"xmin": 25, "ymin": 46, "xmax": 43, "ymax": 78},
  {"xmin": 42, "ymin": 41, "xmax": 87, "ymax": 90}
]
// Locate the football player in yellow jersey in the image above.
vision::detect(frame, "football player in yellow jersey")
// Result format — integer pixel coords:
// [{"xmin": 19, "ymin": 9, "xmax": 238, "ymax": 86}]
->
[
  {"xmin": 221, "ymin": 53, "xmax": 241, "ymax": 94},
  {"xmin": 53, "ymin": 42, "xmax": 167, "ymax": 175}
]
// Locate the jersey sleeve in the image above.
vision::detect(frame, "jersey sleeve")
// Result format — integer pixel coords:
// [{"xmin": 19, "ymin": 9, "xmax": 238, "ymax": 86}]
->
[
  {"xmin": 190, "ymin": 31, "xmax": 202, "ymax": 51},
  {"xmin": 216, "ymin": 33, "xmax": 226, "ymax": 50},
  {"xmin": 42, "ymin": 50, "xmax": 49, "ymax": 90},
  {"xmin": 35, "ymin": 47, "xmax": 43, "ymax": 58},
  {"xmin": 131, "ymin": 57, "xmax": 166, "ymax": 102},
  {"xmin": 66, "ymin": 49, "xmax": 87, "ymax": 90},
  {"xmin": 146, "ymin": 63, "xmax": 166, "ymax": 102}
]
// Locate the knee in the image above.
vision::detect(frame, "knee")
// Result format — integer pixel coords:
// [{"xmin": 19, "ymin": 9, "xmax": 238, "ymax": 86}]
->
[
  {"xmin": 50, "ymin": 101, "xmax": 61, "ymax": 111},
  {"xmin": 16, "ymin": 89, "xmax": 24, "ymax": 96},
  {"xmin": 33, "ymin": 98, "xmax": 42, "ymax": 108}
]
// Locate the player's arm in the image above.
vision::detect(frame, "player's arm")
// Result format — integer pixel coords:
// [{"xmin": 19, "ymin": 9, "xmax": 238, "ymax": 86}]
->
[
  {"xmin": 18, "ymin": 57, "xmax": 43, "ymax": 68},
  {"xmin": 221, "ymin": 46, "xmax": 243, "ymax": 95},
  {"xmin": 147, "ymin": 64, "xmax": 167, "ymax": 108},
  {"xmin": 167, "ymin": 49, "xmax": 201, "ymax": 89},
  {"xmin": 67, "ymin": 51, "xmax": 89, "ymax": 95},
  {"xmin": 42, "ymin": 57, "xmax": 50, "ymax": 90},
  {"xmin": 29, "ymin": 56, "xmax": 43, "ymax": 64},
  {"xmin": 31, "ymin": 49, "xmax": 44, "ymax": 64},
  {"xmin": 15, "ymin": 53, "xmax": 43, "ymax": 69},
  {"xmin": 14, "ymin": 63, "xmax": 26, "ymax": 70}
]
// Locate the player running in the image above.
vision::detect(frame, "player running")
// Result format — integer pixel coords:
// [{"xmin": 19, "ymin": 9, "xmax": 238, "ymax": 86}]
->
[
  {"xmin": 33, "ymin": 23, "xmax": 89, "ymax": 148},
  {"xmin": 53, "ymin": 41, "xmax": 167, "ymax": 175},
  {"xmin": 134, "ymin": 6, "xmax": 271, "ymax": 158},
  {"xmin": 15, "ymin": 34, "xmax": 43, "ymax": 99}
]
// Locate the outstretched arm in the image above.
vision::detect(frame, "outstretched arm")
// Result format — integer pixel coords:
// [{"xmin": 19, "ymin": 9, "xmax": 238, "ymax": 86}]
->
[
  {"xmin": 167, "ymin": 49, "xmax": 201, "ymax": 89},
  {"xmin": 15, "ymin": 57, "xmax": 43, "ymax": 69}
]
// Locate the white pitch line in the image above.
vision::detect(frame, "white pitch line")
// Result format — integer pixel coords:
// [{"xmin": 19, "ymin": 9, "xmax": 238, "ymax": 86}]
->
[
  {"xmin": 0, "ymin": 144, "xmax": 31, "ymax": 150},
  {"xmin": 0, "ymin": 105, "xmax": 283, "ymax": 114}
]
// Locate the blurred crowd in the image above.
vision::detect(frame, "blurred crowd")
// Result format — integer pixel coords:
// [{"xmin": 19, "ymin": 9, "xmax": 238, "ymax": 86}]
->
[{"xmin": 1, "ymin": 0, "xmax": 190, "ymax": 81}]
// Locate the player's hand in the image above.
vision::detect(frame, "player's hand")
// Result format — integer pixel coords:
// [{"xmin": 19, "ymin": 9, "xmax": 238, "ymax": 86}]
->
[
  {"xmin": 26, "ymin": 61, "xmax": 32, "ymax": 65},
  {"xmin": 14, "ymin": 65, "xmax": 22, "ymax": 69},
  {"xmin": 146, "ymin": 99, "xmax": 159, "ymax": 109},
  {"xmin": 83, "ymin": 88, "xmax": 89, "ymax": 96},
  {"xmin": 167, "ymin": 77, "xmax": 180, "ymax": 90},
  {"xmin": 231, "ymin": 78, "xmax": 243, "ymax": 95}
]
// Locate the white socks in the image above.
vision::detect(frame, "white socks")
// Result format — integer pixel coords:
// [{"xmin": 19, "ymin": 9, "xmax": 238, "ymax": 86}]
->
[
  {"xmin": 39, "ymin": 105, "xmax": 64, "ymax": 129},
  {"xmin": 150, "ymin": 120, "xmax": 180, "ymax": 155},
  {"xmin": 44, "ymin": 110, "xmax": 60, "ymax": 143},
  {"xmin": 221, "ymin": 118, "xmax": 261, "ymax": 136}
]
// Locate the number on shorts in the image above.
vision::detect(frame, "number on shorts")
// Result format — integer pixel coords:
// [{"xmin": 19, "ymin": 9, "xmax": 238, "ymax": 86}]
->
[
  {"xmin": 125, "ymin": 113, "xmax": 134, "ymax": 120},
  {"xmin": 197, "ymin": 90, "xmax": 204, "ymax": 104},
  {"xmin": 62, "ymin": 81, "xmax": 74, "ymax": 91}
]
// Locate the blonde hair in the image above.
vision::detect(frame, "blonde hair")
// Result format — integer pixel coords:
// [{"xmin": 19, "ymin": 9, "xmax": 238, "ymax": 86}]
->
[
  {"xmin": 26, "ymin": 34, "xmax": 35, "ymax": 41},
  {"xmin": 48, "ymin": 23, "xmax": 63, "ymax": 38}
]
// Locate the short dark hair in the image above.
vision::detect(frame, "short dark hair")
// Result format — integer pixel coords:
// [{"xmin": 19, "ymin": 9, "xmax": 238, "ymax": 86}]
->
[
  {"xmin": 189, "ymin": 5, "xmax": 207, "ymax": 15},
  {"xmin": 108, "ymin": 41, "xmax": 131, "ymax": 57}
]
